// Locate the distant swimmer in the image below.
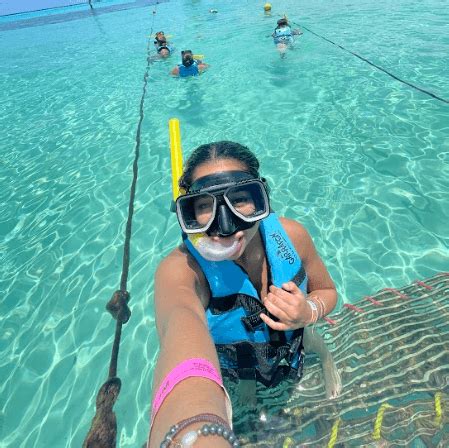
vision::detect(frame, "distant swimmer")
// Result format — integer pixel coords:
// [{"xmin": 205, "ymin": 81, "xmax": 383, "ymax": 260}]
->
[
  {"xmin": 156, "ymin": 45, "xmax": 171, "ymax": 58},
  {"xmin": 171, "ymin": 50, "xmax": 209, "ymax": 77},
  {"xmin": 154, "ymin": 31, "xmax": 166, "ymax": 48},
  {"xmin": 153, "ymin": 31, "xmax": 174, "ymax": 57},
  {"xmin": 272, "ymin": 17, "xmax": 302, "ymax": 57}
]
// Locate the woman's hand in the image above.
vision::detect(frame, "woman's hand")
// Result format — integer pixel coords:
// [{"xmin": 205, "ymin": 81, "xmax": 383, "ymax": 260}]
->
[{"xmin": 260, "ymin": 281, "xmax": 311, "ymax": 330}]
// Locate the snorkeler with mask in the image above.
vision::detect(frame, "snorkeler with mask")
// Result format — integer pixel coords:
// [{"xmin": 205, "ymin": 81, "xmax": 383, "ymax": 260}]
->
[
  {"xmin": 272, "ymin": 17, "xmax": 302, "ymax": 57},
  {"xmin": 148, "ymin": 141, "xmax": 342, "ymax": 447},
  {"xmin": 171, "ymin": 50, "xmax": 208, "ymax": 77},
  {"xmin": 153, "ymin": 31, "xmax": 174, "ymax": 59}
]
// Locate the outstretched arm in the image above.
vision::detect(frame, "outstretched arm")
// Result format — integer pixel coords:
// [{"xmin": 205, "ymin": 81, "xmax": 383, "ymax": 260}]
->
[{"xmin": 148, "ymin": 249, "xmax": 231, "ymax": 447}]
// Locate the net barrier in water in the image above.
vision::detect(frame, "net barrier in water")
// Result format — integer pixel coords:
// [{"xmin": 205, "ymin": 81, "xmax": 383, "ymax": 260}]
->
[{"xmin": 235, "ymin": 272, "xmax": 449, "ymax": 447}]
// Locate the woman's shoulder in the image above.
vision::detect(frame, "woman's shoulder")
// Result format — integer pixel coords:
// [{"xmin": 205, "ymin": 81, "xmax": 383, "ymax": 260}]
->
[
  {"xmin": 279, "ymin": 216, "xmax": 309, "ymax": 239},
  {"xmin": 156, "ymin": 243, "xmax": 207, "ymax": 284},
  {"xmin": 278, "ymin": 216, "xmax": 314, "ymax": 260},
  {"xmin": 157, "ymin": 244, "xmax": 194, "ymax": 272}
]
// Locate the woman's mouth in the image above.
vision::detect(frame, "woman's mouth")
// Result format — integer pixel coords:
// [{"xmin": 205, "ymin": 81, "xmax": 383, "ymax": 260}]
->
[{"xmin": 192, "ymin": 235, "xmax": 243, "ymax": 261}]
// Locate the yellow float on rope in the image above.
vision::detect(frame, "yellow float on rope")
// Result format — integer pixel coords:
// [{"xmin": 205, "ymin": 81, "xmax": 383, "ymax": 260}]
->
[
  {"xmin": 168, "ymin": 118, "xmax": 184, "ymax": 201},
  {"xmin": 193, "ymin": 54, "xmax": 204, "ymax": 60},
  {"xmin": 434, "ymin": 391, "xmax": 442, "ymax": 426},
  {"xmin": 372, "ymin": 403, "xmax": 393, "ymax": 440},
  {"xmin": 327, "ymin": 417, "xmax": 341, "ymax": 448}
]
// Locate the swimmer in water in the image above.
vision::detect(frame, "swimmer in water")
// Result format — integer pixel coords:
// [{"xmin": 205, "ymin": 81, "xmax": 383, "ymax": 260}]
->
[
  {"xmin": 272, "ymin": 17, "xmax": 302, "ymax": 57},
  {"xmin": 153, "ymin": 31, "xmax": 174, "ymax": 58},
  {"xmin": 148, "ymin": 141, "xmax": 341, "ymax": 447},
  {"xmin": 171, "ymin": 49, "xmax": 208, "ymax": 77}
]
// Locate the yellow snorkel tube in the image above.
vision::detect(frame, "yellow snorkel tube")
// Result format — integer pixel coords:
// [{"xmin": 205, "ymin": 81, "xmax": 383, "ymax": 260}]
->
[
  {"xmin": 168, "ymin": 119, "xmax": 204, "ymax": 247},
  {"xmin": 168, "ymin": 118, "xmax": 184, "ymax": 201}
]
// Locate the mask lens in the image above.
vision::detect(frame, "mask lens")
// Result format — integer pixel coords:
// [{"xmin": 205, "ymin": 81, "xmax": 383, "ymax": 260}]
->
[
  {"xmin": 225, "ymin": 181, "xmax": 269, "ymax": 221},
  {"xmin": 177, "ymin": 193, "xmax": 216, "ymax": 232}
]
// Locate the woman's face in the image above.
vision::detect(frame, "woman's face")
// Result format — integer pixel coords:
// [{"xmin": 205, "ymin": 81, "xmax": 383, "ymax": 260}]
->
[{"xmin": 190, "ymin": 159, "xmax": 261, "ymax": 260}]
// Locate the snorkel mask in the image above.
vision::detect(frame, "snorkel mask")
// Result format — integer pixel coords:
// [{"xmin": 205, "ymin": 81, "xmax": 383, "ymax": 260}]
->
[
  {"xmin": 181, "ymin": 50, "xmax": 194, "ymax": 67},
  {"xmin": 175, "ymin": 171, "xmax": 270, "ymax": 261},
  {"xmin": 157, "ymin": 45, "xmax": 171, "ymax": 56},
  {"xmin": 177, "ymin": 171, "xmax": 270, "ymax": 236}
]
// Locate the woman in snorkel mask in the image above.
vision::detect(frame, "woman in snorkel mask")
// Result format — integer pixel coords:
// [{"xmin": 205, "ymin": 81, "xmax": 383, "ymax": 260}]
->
[
  {"xmin": 149, "ymin": 142, "xmax": 340, "ymax": 447},
  {"xmin": 171, "ymin": 49, "xmax": 209, "ymax": 77}
]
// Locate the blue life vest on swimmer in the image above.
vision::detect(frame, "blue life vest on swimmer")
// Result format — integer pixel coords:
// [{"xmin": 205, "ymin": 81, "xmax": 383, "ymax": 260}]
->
[
  {"xmin": 273, "ymin": 26, "xmax": 294, "ymax": 44},
  {"xmin": 178, "ymin": 61, "xmax": 199, "ymax": 77},
  {"xmin": 184, "ymin": 212, "xmax": 308, "ymax": 387}
]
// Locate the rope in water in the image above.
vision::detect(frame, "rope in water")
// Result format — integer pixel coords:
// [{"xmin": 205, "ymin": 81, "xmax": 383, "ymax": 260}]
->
[
  {"xmin": 83, "ymin": 5, "xmax": 158, "ymax": 447},
  {"xmin": 290, "ymin": 20, "xmax": 449, "ymax": 105}
]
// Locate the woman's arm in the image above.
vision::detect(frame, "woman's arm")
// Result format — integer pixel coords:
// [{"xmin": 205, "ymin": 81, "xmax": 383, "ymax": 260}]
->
[{"xmin": 148, "ymin": 248, "xmax": 231, "ymax": 447}]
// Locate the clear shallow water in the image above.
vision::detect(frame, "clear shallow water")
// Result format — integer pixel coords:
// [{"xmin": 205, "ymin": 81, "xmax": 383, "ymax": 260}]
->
[{"xmin": 0, "ymin": 0, "xmax": 448, "ymax": 446}]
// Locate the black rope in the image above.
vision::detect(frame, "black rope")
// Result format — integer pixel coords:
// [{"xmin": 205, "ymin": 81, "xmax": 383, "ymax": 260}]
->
[
  {"xmin": 291, "ymin": 20, "xmax": 449, "ymax": 105},
  {"xmin": 108, "ymin": 4, "xmax": 158, "ymax": 378},
  {"xmin": 83, "ymin": 5, "xmax": 158, "ymax": 447}
]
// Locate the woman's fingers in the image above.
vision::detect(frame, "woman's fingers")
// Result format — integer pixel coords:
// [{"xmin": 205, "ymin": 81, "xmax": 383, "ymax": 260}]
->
[
  {"xmin": 263, "ymin": 294, "xmax": 290, "ymax": 318},
  {"xmin": 260, "ymin": 312, "xmax": 289, "ymax": 331},
  {"xmin": 281, "ymin": 282, "xmax": 300, "ymax": 293},
  {"xmin": 262, "ymin": 284, "xmax": 308, "ymax": 328}
]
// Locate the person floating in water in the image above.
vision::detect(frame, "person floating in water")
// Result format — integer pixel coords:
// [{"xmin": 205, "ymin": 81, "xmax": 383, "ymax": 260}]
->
[
  {"xmin": 153, "ymin": 31, "xmax": 173, "ymax": 58},
  {"xmin": 171, "ymin": 50, "xmax": 209, "ymax": 77},
  {"xmin": 272, "ymin": 17, "xmax": 302, "ymax": 57},
  {"xmin": 148, "ymin": 141, "xmax": 341, "ymax": 447}
]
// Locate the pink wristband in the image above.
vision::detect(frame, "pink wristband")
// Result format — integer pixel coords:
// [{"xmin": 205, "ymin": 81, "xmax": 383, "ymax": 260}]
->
[{"xmin": 151, "ymin": 358, "xmax": 223, "ymax": 424}]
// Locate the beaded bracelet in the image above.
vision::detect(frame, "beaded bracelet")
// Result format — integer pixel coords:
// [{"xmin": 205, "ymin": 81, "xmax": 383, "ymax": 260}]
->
[{"xmin": 160, "ymin": 413, "xmax": 240, "ymax": 448}]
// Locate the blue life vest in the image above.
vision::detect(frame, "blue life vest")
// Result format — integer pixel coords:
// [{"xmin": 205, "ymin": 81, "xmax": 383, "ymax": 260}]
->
[
  {"xmin": 184, "ymin": 213, "xmax": 308, "ymax": 386},
  {"xmin": 178, "ymin": 61, "xmax": 199, "ymax": 78},
  {"xmin": 273, "ymin": 26, "xmax": 294, "ymax": 45}
]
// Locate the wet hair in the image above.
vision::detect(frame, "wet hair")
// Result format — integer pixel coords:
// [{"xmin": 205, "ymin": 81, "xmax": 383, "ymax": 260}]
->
[
  {"xmin": 277, "ymin": 18, "xmax": 288, "ymax": 27},
  {"xmin": 180, "ymin": 141, "xmax": 260, "ymax": 191}
]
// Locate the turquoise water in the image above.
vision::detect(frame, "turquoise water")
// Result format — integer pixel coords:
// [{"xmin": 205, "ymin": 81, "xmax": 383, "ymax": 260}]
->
[{"xmin": 1, "ymin": 0, "xmax": 448, "ymax": 446}]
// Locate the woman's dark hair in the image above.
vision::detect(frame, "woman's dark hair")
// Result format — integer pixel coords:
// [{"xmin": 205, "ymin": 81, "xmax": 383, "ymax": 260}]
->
[
  {"xmin": 179, "ymin": 141, "xmax": 260, "ymax": 190},
  {"xmin": 277, "ymin": 18, "xmax": 288, "ymax": 27}
]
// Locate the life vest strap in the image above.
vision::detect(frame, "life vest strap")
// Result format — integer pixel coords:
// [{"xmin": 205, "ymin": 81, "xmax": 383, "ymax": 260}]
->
[{"xmin": 216, "ymin": 332, "xmax": 304, "ymax": 387}]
